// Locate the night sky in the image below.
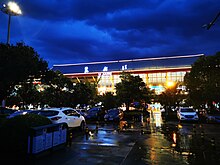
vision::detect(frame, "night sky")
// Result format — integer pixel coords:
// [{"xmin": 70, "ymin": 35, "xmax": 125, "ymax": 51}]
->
[{"xmin": 0, "ymin": 0, "xmax": 219, "ymax": 68}]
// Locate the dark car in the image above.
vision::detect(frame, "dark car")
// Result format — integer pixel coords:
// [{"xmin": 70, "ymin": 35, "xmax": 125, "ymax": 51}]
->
[
  {"xmin": 0, "ymin": 107, "xmax": 18, "ymax": 116},
  {"xmin": 85, "ymin": 107, "xmax": 105, "ymax": 121},
  {"xmin": 75, "ymin": 109, "xmax": 88, "ymax": 117},
  {"xmin": 206, "ymin": 110, "xmax": 220, "ymax": 123},
  {"xmin": 0, "ymin": 107, "xmax": 18, "ymax": 124},
  {"xmin": 104, "ymin": 108, "xmax": 124, "ymax": 122},
  {"xmin": 6, "ymin": 109, "xmax": 41, "ymax": 118}
]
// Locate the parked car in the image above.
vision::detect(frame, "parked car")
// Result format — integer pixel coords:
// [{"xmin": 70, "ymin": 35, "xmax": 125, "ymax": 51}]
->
[
  {"xmin": 6, "ymin": 109, "xmax": 41, "ymax": 119},
  {"xmin": 75, "ymin": 109, "xmax": 88, "ymax": 117},
  {"xmin": 206, "ymin": 110, "xmax": 220, "ymax": 123},
  {"xmin": 177, "ymin": 107, "xmax": 199, "ymax": 121},
  {"xmin": 104, "ymin": 108, "xmax": 124, "ymax": 122},
  {"xmin": 0, "ymin": 107, "xmax": 18, "ymax": 124},
  {"xmin": 85, "ymin": 107, "xmax": 105, "ymax": 121},
  {"xmin": 39, "ymin": 107, "xmax": 86, "ymax": 130},
  {"xmin": 0, "ymin": 107, "xmax": 18, "ymax": 115}
]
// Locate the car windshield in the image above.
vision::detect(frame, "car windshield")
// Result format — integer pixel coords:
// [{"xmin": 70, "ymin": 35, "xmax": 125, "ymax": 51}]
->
[
  {"xmin": 180, "ymin": 108, "xmax": 195, "ymax": 112},
  {"xmin": 63, "ymin": 110, "xmax": 79, "ymax": 116},
  {"xmin": 89, "ymin": 107, "xmax": 100, "ymax": 111},
  {"xmin": 8, "ymin": 110, "xmax": 30, "ymax": 116},
  {"xmin": 39, "ymin": 110, "xmax": 59, "ymax": 117},
  {"xmin": 88, "ymin": 110, "xmax": 99, "ymax": 114},
  {"xmin": 15, "ymin": 110, "xmax": 31, "ymax": 114}
]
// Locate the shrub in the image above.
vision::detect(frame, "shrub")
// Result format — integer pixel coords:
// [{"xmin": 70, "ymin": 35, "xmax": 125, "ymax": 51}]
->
[{"xmin": 0, "ymin": 114, "xmax": 52, "ymax": 162}]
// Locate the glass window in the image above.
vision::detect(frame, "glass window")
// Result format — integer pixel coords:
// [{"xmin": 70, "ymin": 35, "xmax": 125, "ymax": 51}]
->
[
  {"xmin": 167, "ymin": 71, "xmax": 186, "ymax": 82},
  {"xmin": 63, "ymin": 110, "xmax": 79, "ymax": 116},
  {"xmin": 148, "ymin": 73, "xmax": 166, "ymax": 83},
  {"xmin": 39, "ymin": 110, "xmax": 59, "ymax": 117}
]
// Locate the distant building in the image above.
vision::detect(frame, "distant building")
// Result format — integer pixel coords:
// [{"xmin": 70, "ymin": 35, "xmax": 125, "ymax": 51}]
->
[{"xmin": 52, "ymin": 54, "xmax": 204, "ymax": 95}]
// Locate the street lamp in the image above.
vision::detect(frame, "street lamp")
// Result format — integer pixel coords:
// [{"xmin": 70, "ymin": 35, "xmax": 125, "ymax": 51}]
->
[
  {"xmin": 203, "ymin": 11, "xmax": 220, "ymax": 30},
  {"xmin": 1, "ymin": 1, "xmax": 22, "ymax": 44}
]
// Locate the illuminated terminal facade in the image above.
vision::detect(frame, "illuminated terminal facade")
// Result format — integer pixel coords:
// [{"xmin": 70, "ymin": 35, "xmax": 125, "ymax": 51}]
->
[{"xmin": 52, "ymin": 54, "xmax": 204, "ymax": 95}]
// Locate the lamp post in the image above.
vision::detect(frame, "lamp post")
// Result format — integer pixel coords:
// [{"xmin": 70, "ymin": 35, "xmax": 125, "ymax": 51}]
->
[
  {"xmin": 203, "ymin": 11, "xmax": 220, "ymax": 30},
  {"xmin": 1, "ymin": 1, "xmax": 22, "ymax": 44}
]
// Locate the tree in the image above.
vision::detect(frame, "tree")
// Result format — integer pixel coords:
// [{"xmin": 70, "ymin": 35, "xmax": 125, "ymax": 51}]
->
[
  {"xmin": 41, "ymin": 70, "xmax": 74, "ymax": 107},
  {"xmin": 157, "ymin": 83, "xmax": 182, "ymax": 114},
  {"xmin": 184, "ymin": 52, "xmax": 220, "ymax": 108},
  {"xmin": 72, "ymin": 82, "xmax": 97, "ymax": 107},
  {"xmin": 140, "ymin": 85, "xmax": 155, "ymax": 108},
  {"xmin": 41, "ymin": 86, "xmax": 74, "ymax": 107},
  {"xmin": 43, "ymin": 70, "xmax": 73, "ymax": 89},
  {"xmin": 16, "ymin": 82, "xmax": 41, "ymax": 109},
  {"xmin": 0, "ymin": 42, "xmax": 48, "ymax": 106},
  {"xmin": 100, "ymin": 92, "xmax": 120, "ymax": 110},
  {"xmin": 115, "ymin": 72, "xmax": 154, "ymax": 111},
  {"xmin": 41, "ymin": 72, "xmax": 98, "ymax": 108}
]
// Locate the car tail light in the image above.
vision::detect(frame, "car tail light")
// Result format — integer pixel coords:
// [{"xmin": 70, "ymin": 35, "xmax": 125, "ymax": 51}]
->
[{"xmin": 50, "ymin": 116, "xmax": 62, "ymax": 121}]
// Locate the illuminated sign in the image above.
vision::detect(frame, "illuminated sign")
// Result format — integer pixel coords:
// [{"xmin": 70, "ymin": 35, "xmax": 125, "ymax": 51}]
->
[
  {"xmin": 122, "ymin": 65, "xmax": 127, "ymax": 70},
  {"xmin": 84, "ymin": 66, "xmax": 89, "ymax": 73},
  {"xmin": 98, "ymin": 72, "xmax": 112, "ymax": 78},
  {"xmin": 82, "ymin": 65, "xmax": 128, "ymax": 74},
  {"xmin": 103, "ymin": 66, "xmax": 108, "ymax": 72}
]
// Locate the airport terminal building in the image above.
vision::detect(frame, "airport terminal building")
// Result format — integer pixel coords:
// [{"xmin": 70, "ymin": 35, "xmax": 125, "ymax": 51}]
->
[{"xmin": 52, "ymin": 54, "xmax": 204, "ymax": 95}]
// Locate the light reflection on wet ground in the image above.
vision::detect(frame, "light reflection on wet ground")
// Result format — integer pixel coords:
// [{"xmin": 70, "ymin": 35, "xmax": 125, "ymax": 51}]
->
[
  {"xmin": 161, "ymin": 122, "xmax": 220, "ymax": 164},
  {"xmin": 33, "ymin": 121, "xmax": 220, "ymax": 165},
  {"xmin": 122, "ymin": 130, "xmax": 189, "ymax": 165}
]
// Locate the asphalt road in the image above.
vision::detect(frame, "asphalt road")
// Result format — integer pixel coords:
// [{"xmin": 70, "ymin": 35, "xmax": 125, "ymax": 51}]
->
[
  {"xmin": 31, "ymin": 122, "xmax": 189, "ymax": 165},
  {"xmin": 8, "ymin": 121, "xmax": 220, "ymax": 165}
]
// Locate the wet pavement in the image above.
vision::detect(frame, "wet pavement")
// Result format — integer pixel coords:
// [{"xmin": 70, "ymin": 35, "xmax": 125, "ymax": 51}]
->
[
  {"xmin": 161, "ymin": 121, "xmax": 220, "ymax": 164},
  {"xmin": 10, "ymin": 118, "xmax": 220, "ymax": 165},
  {"xmin": 30, "ymin": 122, "xmax": 190, "ymax": 165},
  {"xmin": 120, "ymin": 131, "xmax": 188, "ymax": 165},
  {"xmin": 33, "ymin": 123, "xmax": 138, "ymax": 165}
]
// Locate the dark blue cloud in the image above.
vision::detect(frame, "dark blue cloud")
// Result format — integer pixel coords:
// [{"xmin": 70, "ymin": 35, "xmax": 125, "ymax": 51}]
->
[{"xmin": 0, "ymin": 0, "xmax": 219, "ymax": 68}]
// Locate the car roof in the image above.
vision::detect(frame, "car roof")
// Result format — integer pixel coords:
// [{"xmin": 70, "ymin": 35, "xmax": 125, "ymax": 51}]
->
[
  {"xmin": 179, "ymin": 108, "xmax": 196, "ymax": 112},
  {"xmin": 42, "ymin": 107, "xmax": 74, "ymax": 111},
  {"xmin": 88, "ymin": 107, "xmax": 100, "ymax": 111},
  {"xmin": 0, "ymin": 107, "xmax": 18, "ymax": 114},
  {"xmin": 108, "ymin": 108, "xmax": 120, "ymax": 111},
  {"xmin": 15, "ymin": 109, "xmax": 32, "ymax": 113}
]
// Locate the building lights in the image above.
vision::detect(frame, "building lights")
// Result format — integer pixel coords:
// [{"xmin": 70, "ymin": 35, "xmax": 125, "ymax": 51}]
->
[{"xmin": 166, "ymin": 81, "xmax": 175, "ymax": 88}]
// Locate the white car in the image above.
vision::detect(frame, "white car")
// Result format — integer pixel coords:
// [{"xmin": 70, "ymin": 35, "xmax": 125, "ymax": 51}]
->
[
  {"xmin": 39, "ymin": 107, "xmax": 86, "ymax": 130},
  {"xmin": 177, "ymin": 107, "xmax": 199, "ymax": 121}
]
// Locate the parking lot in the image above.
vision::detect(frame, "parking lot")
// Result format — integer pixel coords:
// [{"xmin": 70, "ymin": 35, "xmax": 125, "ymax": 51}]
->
[
  {"xmin": 25, "ymin": 118, "xmax": 219, "ymax": 165},
  {"xmin": 2, "ymin": 108, "xmax": 220, "ymax": 165}
]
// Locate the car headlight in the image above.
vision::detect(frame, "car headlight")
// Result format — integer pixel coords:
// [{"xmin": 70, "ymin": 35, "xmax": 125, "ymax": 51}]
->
[{"xmin": 180, "ymin": 113, "xmax": 185, "ymax": 117}]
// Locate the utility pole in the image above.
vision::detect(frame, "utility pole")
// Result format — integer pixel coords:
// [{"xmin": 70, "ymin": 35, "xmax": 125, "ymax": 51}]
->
[{"xmin": 203, "ymin": 11, "xmax": 220, "ymax": 30}]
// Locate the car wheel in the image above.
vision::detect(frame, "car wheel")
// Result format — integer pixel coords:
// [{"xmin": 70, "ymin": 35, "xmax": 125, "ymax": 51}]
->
[{"xmin": 80, "ymin": 121, "xmax": 85, "ymax": 131}]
